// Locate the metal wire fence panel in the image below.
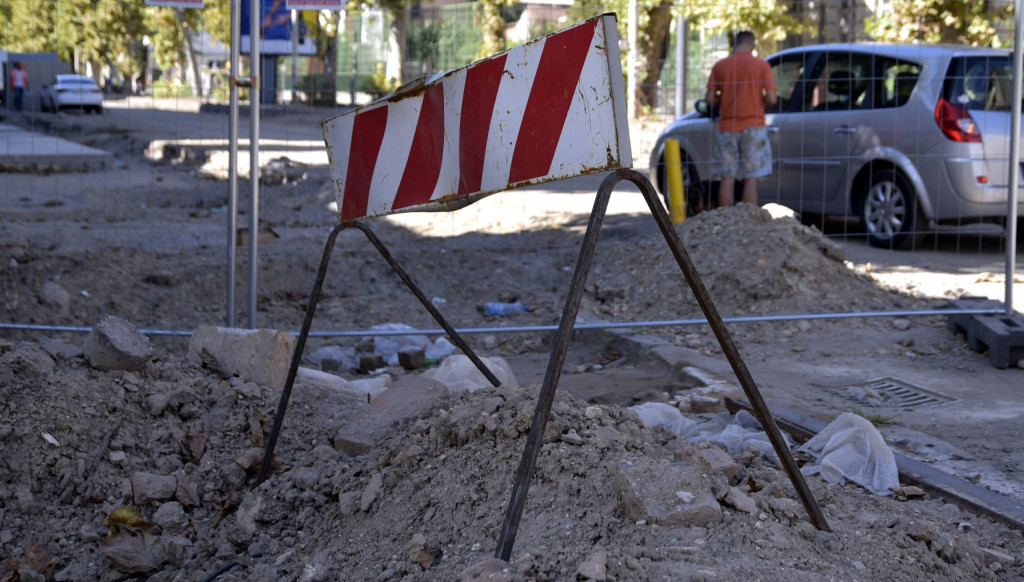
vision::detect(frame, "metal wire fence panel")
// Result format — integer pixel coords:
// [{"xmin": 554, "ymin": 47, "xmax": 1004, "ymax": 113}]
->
[{"xmin": 0, "ymin": 0, "xmax": 1019, "ymax": 343}]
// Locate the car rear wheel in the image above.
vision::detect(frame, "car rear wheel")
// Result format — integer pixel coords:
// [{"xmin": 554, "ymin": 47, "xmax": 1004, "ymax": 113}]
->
[{"xmin": 859, "ymin": 169, "xmax": 925, "ymax": 249}]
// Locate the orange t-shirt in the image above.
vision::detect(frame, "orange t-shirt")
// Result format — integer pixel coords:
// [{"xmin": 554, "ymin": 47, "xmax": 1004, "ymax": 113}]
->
[{"xmin": 708, "ymin": 52, "xmax": 775, "ymax": 133}]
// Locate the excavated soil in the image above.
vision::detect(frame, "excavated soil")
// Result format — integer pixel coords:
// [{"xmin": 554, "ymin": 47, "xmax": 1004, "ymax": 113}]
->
[{"xmin": 1, "ymin": 111, "xmax": 1023, "ymax": 581}]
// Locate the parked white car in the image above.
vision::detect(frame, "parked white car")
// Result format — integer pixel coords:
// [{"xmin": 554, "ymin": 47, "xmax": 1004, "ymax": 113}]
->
[
  {"xmin": 41, "ymin": 74, "xmax": 103, "ymax": 114},
  {"xmin": 650, "ymin": 43, "xmax": 1024, "ymax": 249}
]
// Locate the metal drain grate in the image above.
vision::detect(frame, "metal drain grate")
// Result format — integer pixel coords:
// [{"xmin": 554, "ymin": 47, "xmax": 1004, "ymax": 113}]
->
[{"xmin": 829, "ymin": 377, "xmax": 957, "ymax": 410}]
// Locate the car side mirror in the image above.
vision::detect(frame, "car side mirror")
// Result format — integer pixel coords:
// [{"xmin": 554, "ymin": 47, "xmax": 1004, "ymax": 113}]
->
[{"xmin": 695, "ymin": 99, "xmax": 720, "ymax": 119}]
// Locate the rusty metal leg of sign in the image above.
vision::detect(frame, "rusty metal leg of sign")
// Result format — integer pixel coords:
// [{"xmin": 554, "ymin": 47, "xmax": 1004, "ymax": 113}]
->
[
  {"xmin": 258, "ymin": 220, "xmax": 501, "ymax": 486},
  {"xmin": 349, "ymin": 221, "xmax": 501, "ymax": 388},
  {"xmin": 622, "ymin": 168, "xmax": 830, "ymax": 533},
  {"xmin": 257, "ymin": 222, "xmax": 346, "ymax": 486},
  {"xmin": 495, "ymin": 169, "xmax": 828, "ymax": 560},
  {"xmin": 495, "ymin": 170, "xmax": 616, "ymax": 561}
]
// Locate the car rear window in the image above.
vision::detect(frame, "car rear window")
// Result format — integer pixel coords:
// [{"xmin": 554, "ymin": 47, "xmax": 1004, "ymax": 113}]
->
[{"xmin": 944, "ymin": 56, "xmax": 1016, "ymax": 111}]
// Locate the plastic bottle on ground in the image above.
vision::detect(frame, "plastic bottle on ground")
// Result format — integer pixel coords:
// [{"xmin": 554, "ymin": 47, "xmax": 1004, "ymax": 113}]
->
[{"xmin": 483, "ymin": 301, "xmax": 528, "ymax": 316}]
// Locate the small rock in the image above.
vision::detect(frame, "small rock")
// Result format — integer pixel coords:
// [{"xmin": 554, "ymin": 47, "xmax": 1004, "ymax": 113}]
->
[
  {"xmin": 724, "ymin": 487, "xmax": 757, "ymax": 514},
  {"xmin": 576, "ymin": 549, "xmax": 607, "ymax": 580},
  {"xmin": 109, "ymin": 451, "xmax": 127, "ymax": 464},
  {"xmin": 360, "ymin": 472, "xmax": 383, "ymax": 512},
  {"xmin": 459, "ymin": 558, "xmax": 512, "ymax": 581},
  {"xmin": 584, "ymin": 406, "xmax": 603, "ymax": 419},
  {"xmin": 131, "ymin": 472, "xmax": 177, "ymax": 505},
  {"xmin": 892, "ymin": 318, "xmax": 911, "ymax": 331},
  {"xmin": 79, "ymin": 525, "xmax": 101, "ymax": 543},
  {"xmin": 236, "ymin": 493, "xmax": 263, "ymax": 537},
  {"xmin": 561, "ymin": 429, "xmax": 584, "ymax": 445},
  {"xmin": 143, "ymin": 270, "xmax": 176, "ymax": 286},
  {"xmin": 338, "ymin": 491, "xmax": 359, "ymax": 517},
  {"xmin": 39, "ymin": 281, "xmax": 71, "ymax": 316},
  {"xmin": 152, "ymin": 502, "xmax": 185, "ymax": 529}
]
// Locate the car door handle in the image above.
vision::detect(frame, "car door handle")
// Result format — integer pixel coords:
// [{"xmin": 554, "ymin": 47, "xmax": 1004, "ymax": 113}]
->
[
  {"xmin": 833, "ymin": 125, "xmax": 857, "ymax": 135},
  {"xmin": 767, "ymin": 127, "xmax": 779, "ymax": 134}
]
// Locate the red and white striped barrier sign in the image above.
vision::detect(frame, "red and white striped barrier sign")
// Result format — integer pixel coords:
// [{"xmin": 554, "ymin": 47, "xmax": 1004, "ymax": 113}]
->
[{"xmin": 321, "ymin": 14, "xmax": 630, "ymax": 221}]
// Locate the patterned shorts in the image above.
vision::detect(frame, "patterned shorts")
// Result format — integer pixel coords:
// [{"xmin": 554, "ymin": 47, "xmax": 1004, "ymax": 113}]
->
[{"xmin": 712, "ymin": 126, "xmax": 773, "ymax": 179}]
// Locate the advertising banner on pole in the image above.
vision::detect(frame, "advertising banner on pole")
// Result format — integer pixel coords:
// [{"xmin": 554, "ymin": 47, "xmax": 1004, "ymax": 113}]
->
[
  {"xmin": 321, "ymin": 14, "xmax": 631, "ymax": 221},
  {"xmin": 241, "ymin": 0, "xmax": 317, "ymax": 55},
  {"xmin": 286, "ymin": 0, "xmax": 343, "ymax": 9},
  {"xmin": 145, "ymin": 0, "xmax": 205, "ymax": 7}
]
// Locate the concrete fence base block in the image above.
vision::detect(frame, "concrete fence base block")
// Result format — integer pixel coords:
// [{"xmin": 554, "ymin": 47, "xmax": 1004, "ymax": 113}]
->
[
  {"xmin": 187, "ymin": 326, "xmax": 296, "ymax": 388},
  {"xmin": 83, "ymin": 316, "xmax": 154, "ymax": 372}
]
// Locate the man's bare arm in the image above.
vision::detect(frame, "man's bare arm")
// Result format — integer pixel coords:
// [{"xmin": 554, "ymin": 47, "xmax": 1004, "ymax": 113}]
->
[
  {"xmin": 764, "ymin": 88, "xmax": 777, "ymax": 107},
  {"xmin": 706, "ymin": 87, "xmax": 718, "ymax": 105}
]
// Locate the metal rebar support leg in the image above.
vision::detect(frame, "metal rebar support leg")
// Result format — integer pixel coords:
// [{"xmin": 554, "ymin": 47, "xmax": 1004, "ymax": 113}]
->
[
  {"xmin": 627, "ymin": 168, "xmax": 830, "ymax": 532},
  {"xmin": 257, "ymin": 220, "xmax": 500, "ymax": 485},
  {"xmin": 257, "ymin": 222, "xmax": 346, "ymax": 485},
  {"xmin": 350, "ymin": 221, "xmax": 501, "ymax": 388},
  {"xmin": 495, "ymin": 170, "xmax": 616, "ymax": 560},
  {"xmin": 494, "ymin": 168, "xmax": 828, "ymax": 560}
]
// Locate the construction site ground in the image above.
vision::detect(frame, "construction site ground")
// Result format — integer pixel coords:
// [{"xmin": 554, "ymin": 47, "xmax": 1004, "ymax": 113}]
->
[{"xmin": 1, "ymin": 101, "xmax": 1023, "ymax": 581}]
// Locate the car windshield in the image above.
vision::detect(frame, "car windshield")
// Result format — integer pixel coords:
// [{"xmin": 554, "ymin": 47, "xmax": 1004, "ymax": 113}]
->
[{"xmin": 944, "ymin": 56, "xmax": 1018, "ymax": 111}]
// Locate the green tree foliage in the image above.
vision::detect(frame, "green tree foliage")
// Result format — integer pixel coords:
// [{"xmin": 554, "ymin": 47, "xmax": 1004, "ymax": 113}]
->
[
  {"xmin": 570, "ymin": 0, "xmax": 799, "ymax": 113},
  {"xmin": 865, "ymin": 0, "xmax": 1012, "ymax": 46}
]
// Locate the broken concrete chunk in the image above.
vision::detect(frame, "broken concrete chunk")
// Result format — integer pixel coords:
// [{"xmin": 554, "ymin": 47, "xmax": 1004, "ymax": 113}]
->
[
  {"xmin": 0, "ymin": 342, "xmax": 56, "ymax": 382},
  {"xmin": 296, "ymin": 367, "xmax": 391, "ymax": 402},
  {"xmin": 422, "ymin": 355, "xmax": 517, "ymax": 393},
  {"xmin": 614, "ymin": 457, "xmax": 722, "ymax": 527},
  {"xmin": 724, "ymin": 486, "xmax": 757, "ymax": 514},
  {"xmin": 398, "ymin": 348, "xmax": 426, "ymax": 370},
  {"xmin": 334, "ymin": 376, "xmax": 449, "ymax": 456},
  {"xmin": 83, "ymin": 316, "xmax": 153, "ymax": 372},
  {"xmin": 359, "ymin": 354, "xmax": 386, "ymax": 372},
  {"xmin": 576, "ymin": 549, "xmax": 608, "ymax": 580},
  {"xmin": 187, "ymin": 326, "xmax": 295, "ymax": 388},
  {"xmin": 696, "ymin": 446, "xmax": 742, "ymax": 482}
]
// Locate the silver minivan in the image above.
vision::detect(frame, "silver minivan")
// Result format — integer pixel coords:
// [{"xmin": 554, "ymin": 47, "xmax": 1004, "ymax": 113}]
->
[{"xmin": 650, "ymin": 43, "xmax": 1024, "ymax": 248}]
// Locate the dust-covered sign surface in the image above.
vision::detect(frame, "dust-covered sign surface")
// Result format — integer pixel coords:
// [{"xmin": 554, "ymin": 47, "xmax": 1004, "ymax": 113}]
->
[{"xmin": 321, "ymin": 13, "xmax": 631, "ymax": 221}]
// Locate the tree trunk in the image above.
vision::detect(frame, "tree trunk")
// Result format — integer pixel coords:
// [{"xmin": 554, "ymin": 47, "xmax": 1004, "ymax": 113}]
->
[
  {"xmin": 387, "ymin": 9, "xmax": 407, "ymax": 85},
  {"xmin": 176, "ymin": 8, "xmax": 203, "ymax": 98},
  {"xmin": 638, "ymin": 3, "xmax": 672, "ymax": 112},
  {"xmin": 322, "ymin": 11, "xmax": 340, "ymax": 105}
]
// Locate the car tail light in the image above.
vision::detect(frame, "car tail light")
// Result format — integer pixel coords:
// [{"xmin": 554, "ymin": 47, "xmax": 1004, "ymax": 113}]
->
[{"xmin": 935, "ymin": 98, "xmax": 982, "ymax": 142}]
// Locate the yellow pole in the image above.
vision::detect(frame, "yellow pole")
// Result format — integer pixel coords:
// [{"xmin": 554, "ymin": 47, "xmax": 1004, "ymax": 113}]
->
[{"xmin": 664, "ymin": 139, "xmax": 686, "ymax": 223}]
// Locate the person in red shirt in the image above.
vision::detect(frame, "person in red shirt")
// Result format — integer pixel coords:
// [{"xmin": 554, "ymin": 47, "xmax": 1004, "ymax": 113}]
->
[
  {"xmin": 11, "ymin": 62, "xmax": 29, "ymax": 113},
  {"xmin": 706, "ymin": 31, "xmax": 777, "ymax": 207}
]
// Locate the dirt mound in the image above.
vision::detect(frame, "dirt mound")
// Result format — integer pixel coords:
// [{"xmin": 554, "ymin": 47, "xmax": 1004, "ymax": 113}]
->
[
  {"xmin": 1, "ymin": 337, "xmax": 1022, "ymax": 581},
  {"xmin": 582, "ymin": 204, "xmax": 924, "ymax": 324}
]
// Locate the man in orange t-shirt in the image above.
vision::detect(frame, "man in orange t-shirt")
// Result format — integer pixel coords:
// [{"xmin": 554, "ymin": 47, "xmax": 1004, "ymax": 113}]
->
[{"xmin": 706, "ymin": 31, "xmax": 777, "ymax": 207}]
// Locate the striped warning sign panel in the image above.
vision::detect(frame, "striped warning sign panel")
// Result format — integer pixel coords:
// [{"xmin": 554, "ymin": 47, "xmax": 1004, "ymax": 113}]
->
[{"xmin": 321, "ymin": 13, "xmax": 630, "ymax": 221}]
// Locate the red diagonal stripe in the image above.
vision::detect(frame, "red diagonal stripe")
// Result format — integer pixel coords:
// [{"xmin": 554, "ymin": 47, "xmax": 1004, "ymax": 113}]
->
[
  {"xmin": 507, "ymin": 19, "xmax": 598, "ymax": 184},
  {"xmin": 393, "ymin": 84, "xmax": 446, "ymax": 211},
  {"xmin": 341, "ymin": 106, "xmax": 389, "ymax": 220},
  {"xmin": 458, "ymin": 55, "xmax": 507, "ymax": 196}
]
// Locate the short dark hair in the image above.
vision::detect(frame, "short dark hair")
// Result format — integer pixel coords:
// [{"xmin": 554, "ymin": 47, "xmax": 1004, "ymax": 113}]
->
[{"xmin": 735, "ymin": 31, "xmax": 755, "ymax": 48}]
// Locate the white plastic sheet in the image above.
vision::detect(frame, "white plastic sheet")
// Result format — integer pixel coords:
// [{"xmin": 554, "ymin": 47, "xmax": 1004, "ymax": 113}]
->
[{"xmin": 797, "ymin": 412, "xmax": 899, "ymax": 496}]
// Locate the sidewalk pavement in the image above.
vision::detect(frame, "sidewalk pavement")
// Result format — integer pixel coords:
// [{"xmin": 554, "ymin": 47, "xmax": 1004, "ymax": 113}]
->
[{"xmin": 0, "ymin": 121, "xmax": 112, "ymax": 169}]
